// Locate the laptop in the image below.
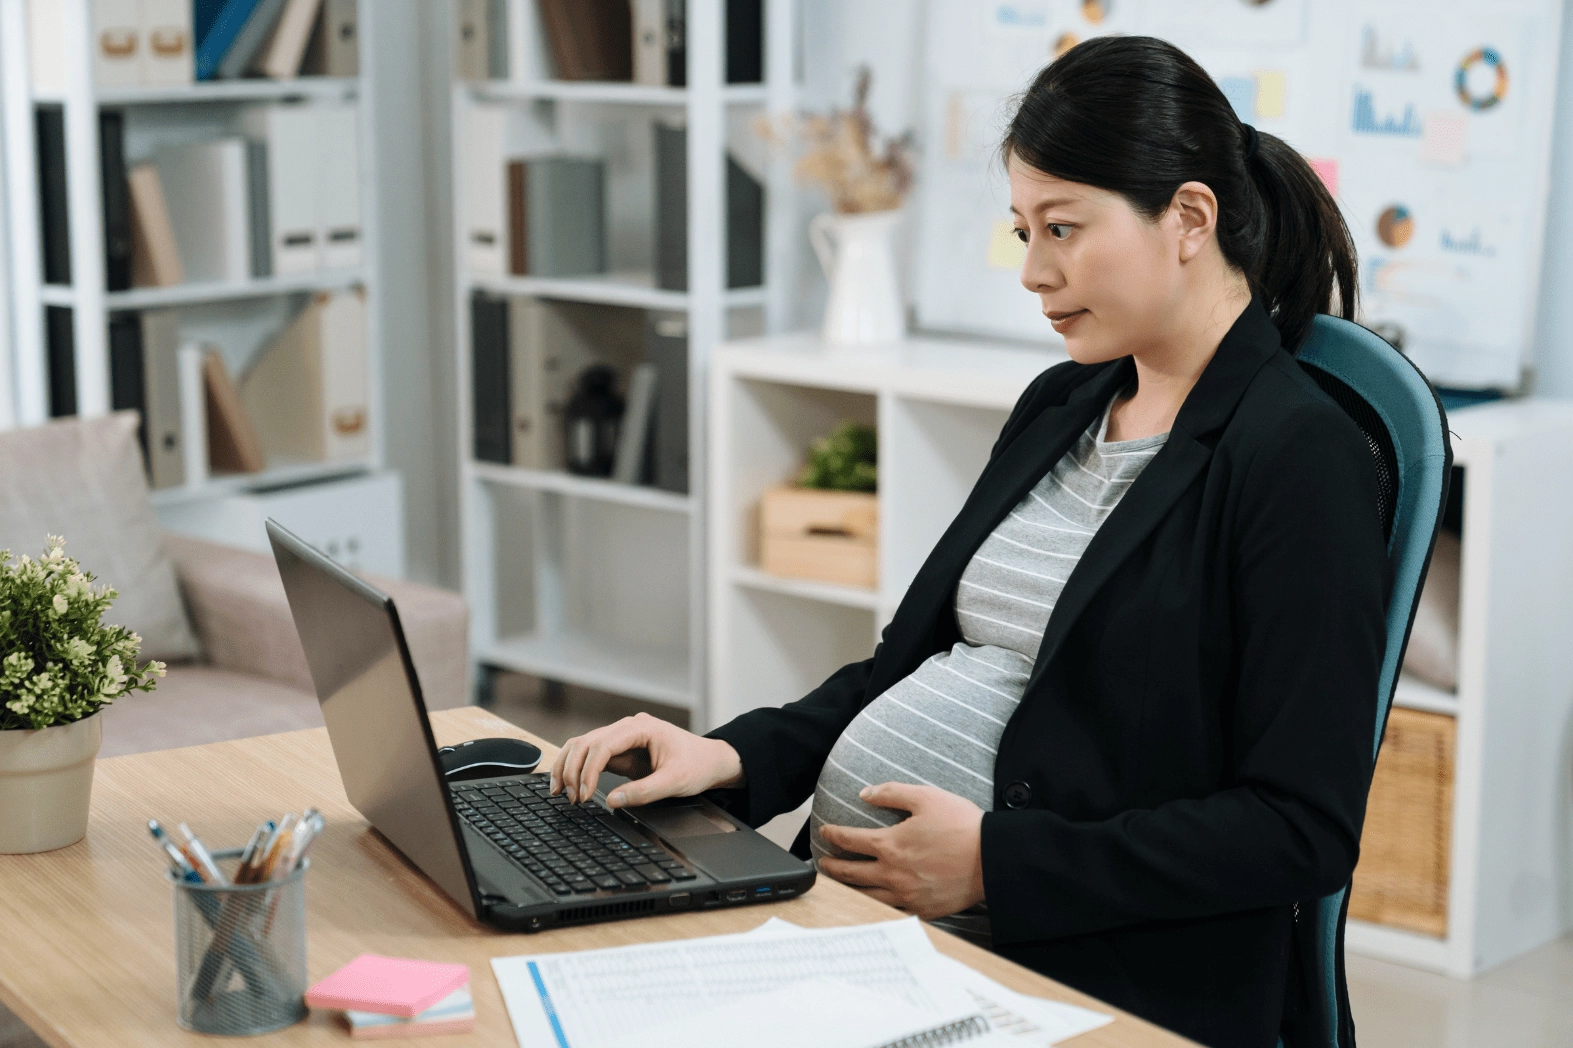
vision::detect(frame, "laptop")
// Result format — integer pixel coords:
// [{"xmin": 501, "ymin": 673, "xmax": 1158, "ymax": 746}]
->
[{"xmin": 266, "ymin": 519, "xmax": 815, "ymax": 933}]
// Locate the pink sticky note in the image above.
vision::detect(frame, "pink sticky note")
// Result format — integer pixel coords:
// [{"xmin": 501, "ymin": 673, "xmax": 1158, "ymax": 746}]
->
[
  {"xmin": 305, "ymin": 955, "xmax": 470, "ymax": 1018},
  {"xmin": 1421, "ymin": 112, "xmax": 1468, "ymax": 166},
  {"xmin": 1308, "ymin": 157, "xmax": 1340, "ymax": 197}
]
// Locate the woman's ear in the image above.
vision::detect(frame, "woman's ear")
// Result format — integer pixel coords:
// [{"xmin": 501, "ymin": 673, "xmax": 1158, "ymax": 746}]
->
[{"xmin": 1170, "ymin": 181, "xmax": 1220, "ymax": 263}]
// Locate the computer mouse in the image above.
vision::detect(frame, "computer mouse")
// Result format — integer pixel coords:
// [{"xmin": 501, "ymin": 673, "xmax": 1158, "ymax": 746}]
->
[{"xmin": 438, "ymin": 737, "xmax": 543, "ymax": 781}]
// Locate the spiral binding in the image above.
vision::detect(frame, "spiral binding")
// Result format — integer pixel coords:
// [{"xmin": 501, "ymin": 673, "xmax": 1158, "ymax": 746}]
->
[{"xmin": 875, "ymin": 1014, "xmax": 991, "ymax": 1048}]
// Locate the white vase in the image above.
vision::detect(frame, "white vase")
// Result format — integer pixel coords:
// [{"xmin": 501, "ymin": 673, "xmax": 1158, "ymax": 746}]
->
[
  {"xmin": 0, "ymin": 714, "xmax": 102, "ymax": 854},
  {"xmin": 809, "ymin": 209, "xmax": 906, "ymax": 344}
]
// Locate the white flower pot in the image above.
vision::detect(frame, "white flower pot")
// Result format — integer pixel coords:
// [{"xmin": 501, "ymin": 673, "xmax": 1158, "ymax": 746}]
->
[
  {"xmin": 809, "ymin": 209, "xmax": 906, "ymax": 344},
  {"xmin": 0, "ymin": 714, "xmax": 102, "ymax": 854}
]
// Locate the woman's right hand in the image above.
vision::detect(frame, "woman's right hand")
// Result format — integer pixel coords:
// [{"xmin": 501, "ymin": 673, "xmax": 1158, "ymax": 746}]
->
[{"xmin": 549, "ymin": 712, "xmax": 746, "ymax": 809}]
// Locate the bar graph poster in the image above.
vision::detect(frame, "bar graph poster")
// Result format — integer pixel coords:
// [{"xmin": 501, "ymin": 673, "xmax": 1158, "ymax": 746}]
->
[{"xmin": 912, "ymin": 0, "xmax": 1564, "ymax": 389}]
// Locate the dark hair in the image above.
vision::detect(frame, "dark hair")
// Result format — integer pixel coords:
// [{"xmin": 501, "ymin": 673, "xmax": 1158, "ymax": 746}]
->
[{"xmin": 1003, "ymin": 36, "xmax": 1356, "ymax": 350}]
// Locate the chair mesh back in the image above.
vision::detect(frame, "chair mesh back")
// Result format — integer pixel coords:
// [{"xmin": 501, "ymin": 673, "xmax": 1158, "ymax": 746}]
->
[{"xmin": 1301, "ymin": 363, "xmax": 1399, "ymax": 542}]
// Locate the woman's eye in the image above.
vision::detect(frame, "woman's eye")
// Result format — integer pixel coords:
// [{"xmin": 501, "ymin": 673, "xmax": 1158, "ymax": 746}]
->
[
  {"xmin": 1048, "ymin": 223, "xmax": 1072, "ymax": 240},
  {"xmin": 1013, "ymin": 227, "xmax": 1029, "ymax": 245}
]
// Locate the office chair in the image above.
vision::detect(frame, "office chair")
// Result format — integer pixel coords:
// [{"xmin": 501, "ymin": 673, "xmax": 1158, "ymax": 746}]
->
[{"xmin": 1287, "ymin": 315, "xmax": 1453, "ymax": 1047}]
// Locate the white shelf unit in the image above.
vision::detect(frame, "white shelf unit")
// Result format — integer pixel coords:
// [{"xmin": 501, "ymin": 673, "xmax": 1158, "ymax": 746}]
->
[
  {"xmin": 454, "ymin": 0, "xmax": 796, "ymax": 714},
  {"xmin": 0, "ymin": 0, "xmax": 384, "ymax": 509},
  {"xmin": 709, "ymin": 333, "xmax": 1573, "ymax": 978},
  {"xmin": 1343, "ymin": 399, "xmax": 1573, "ymax": 978}
]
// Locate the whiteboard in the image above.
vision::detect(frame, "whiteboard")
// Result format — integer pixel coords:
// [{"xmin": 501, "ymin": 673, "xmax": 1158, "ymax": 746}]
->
[{"xmin": 910, "ymin": 0, "xmax": 1565, "ymax": 390}]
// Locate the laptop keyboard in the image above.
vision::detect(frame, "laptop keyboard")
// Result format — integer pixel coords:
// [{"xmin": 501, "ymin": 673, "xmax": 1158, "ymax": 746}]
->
[{"xmin": 450, "ymin": 776, "xmax": 699, "ymax": 896}]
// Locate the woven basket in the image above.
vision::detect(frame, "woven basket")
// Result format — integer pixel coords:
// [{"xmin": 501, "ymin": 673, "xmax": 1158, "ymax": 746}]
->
[{"xmin": 1349, "ymin": 707, "xmax": 1456, "ymax": 938}]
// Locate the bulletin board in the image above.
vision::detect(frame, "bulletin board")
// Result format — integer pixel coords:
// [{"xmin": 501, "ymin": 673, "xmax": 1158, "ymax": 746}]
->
[{"xmin": 911, "ymin": 0, "xmax": 1565, "ymax": 390}]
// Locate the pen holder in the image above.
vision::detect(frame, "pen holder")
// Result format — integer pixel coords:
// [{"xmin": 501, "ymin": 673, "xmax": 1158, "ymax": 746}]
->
[{"xmin": 170, "ymin": 849, "xmax": 309, "ymax": 1036}]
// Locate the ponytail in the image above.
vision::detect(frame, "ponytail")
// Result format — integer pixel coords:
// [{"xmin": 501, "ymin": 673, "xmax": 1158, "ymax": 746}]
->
[{"xmin": 1002, "ymin": 36, "xmax": 1358, "ymax": 350}]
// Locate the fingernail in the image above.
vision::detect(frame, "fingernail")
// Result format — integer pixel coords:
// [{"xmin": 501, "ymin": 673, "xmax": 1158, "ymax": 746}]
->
[
  {"xmin": 860, "ymin": 786, "xmax": 872, "ymax": 799},
  {"xmin": 609, "ymin": 791, "xmax": 624, "ymax": 806}
]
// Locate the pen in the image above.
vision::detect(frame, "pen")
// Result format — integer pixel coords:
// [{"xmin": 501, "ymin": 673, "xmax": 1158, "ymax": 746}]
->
[
  {"xmin": 236, "ymin": 820, "xmax": 275, "ymax": 884},
  {"xmin": 147, "ymin": 820, "xmax": 202, "ymax": 883},
  {"xmin": 254, "ymin": 813, "xmax": 298, "ymax": 882},
  {"xmin": 178, "ymin": 823, "xmax": 228, "ymax": 886},
  {"xmin": 279, "ymin": 809, "xmax": 324, "ymax": 878}
]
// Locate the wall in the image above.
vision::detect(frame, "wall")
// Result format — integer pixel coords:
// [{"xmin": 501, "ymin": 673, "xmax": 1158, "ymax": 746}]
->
[{"xmin": 1532, "ymin": 2, "xmax": 1573, "ymax": 396}]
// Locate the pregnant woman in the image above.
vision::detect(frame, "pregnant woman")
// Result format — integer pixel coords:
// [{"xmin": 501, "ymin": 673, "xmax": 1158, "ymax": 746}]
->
[{"xmin": 550, "ymin": 36, "xmax": 1386, "ymax": 1048}]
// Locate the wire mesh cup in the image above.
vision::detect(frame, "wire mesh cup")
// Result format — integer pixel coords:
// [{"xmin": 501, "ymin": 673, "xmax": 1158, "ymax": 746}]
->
[{"xmin": 170, "ymin": 849, "xmax": 309, "ymax": 1035}]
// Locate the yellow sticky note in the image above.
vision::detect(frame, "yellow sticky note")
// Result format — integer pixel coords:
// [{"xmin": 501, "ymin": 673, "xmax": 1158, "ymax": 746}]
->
[
  {"xmin": 1254, "ymin": 71, "xmax": 1286, "ymax": 119},
  {"xmin": 987, "ymin": 221, "xmax": 1028, "ymax": 269}
]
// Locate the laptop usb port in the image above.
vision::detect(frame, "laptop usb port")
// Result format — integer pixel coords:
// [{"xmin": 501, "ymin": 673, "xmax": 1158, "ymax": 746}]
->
[{"xmin": 754, "ymin": 886, "xmax": 772, "ymax": 896}]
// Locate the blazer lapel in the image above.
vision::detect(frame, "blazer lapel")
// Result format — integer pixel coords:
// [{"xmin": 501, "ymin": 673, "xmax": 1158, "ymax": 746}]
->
[{"xmin": 1023, "ymin": 297, "xmax": 1285, "ymax": 693}]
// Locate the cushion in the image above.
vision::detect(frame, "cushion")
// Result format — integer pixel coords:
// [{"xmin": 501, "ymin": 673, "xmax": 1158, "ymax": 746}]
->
[
  {"xmin": 1402, "ymin": 529, "xmax": 1460, "ymax": 692},
  {"xmin": 0, "ymin": 412, "xmax": 200, "ymax": 662},
  {"xmin": 97, "ymin": 664, "xmax": 321, "ymax": 758}
]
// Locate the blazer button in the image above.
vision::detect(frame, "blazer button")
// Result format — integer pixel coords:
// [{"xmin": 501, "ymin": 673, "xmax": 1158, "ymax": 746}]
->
[{"xmin": 1003, "ymin": 781, "xmax": 1032, "ymax": 809}]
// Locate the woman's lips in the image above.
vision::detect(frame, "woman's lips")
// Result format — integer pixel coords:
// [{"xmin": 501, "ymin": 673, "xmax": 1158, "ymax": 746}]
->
[{"xmin": 1047, "ymin": 309, "xmax": 1088, "ymax": 334}]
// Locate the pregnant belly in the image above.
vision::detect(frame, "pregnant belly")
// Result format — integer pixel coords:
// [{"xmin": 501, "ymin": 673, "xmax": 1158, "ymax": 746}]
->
[{"xmin": 808, "ymin": 647, "xmax": 1020, "ymax": 862}]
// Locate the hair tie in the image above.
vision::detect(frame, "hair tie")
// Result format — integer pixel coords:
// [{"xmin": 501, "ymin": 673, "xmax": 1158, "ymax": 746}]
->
[{"xmin": 1242, "ymin": 124, "xmax": 1260, "ymax": 161}]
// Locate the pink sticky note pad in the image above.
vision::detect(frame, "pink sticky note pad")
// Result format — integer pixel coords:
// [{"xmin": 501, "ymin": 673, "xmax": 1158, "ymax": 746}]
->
[
  {"xmin": 305, "ymin": 955, "xmax": 470, "ymax": 1018},
  {"xmin": 1308, "ymin": 157, "xmax": 1340, "ymax": 198}
]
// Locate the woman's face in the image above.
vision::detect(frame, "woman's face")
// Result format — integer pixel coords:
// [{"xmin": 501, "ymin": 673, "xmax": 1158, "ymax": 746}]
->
[{"xmin": 1009, "ymin": 157, "xmax": 1194, "ymax": 364}]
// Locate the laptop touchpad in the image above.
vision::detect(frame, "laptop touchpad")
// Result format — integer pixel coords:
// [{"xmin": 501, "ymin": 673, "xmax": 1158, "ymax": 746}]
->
[{"xmin": 636, "ymin": 804, "xmax": 736, "ymax": 839}]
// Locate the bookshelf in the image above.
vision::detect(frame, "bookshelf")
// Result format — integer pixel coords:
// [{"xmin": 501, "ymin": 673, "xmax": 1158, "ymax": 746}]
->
[
  {"xmin": 452, "ymin": 0, "xmax": 796, "ymax": 718},
  {"xmin": 0, "ymin": 0, "xmax": 387, "ymax": 522}
]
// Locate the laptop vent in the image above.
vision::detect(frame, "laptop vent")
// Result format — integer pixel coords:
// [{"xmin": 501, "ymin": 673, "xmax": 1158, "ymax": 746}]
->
[{"xmin": 558, "ymin": 898, "xmax": 660, "ymax": 925}]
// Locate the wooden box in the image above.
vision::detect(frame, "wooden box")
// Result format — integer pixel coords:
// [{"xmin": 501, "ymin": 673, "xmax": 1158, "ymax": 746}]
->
[
  {"xmin": 1349, "ymin": 707, "xmax": 1456, "ymax": 938},
  {"xmin": 759, "ymin": 487, "xmax": 878, "ymax": 589}
]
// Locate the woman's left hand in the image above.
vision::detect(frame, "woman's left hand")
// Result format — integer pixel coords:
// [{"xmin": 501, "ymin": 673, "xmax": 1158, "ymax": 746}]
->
[{"xmin": 817, "ymin": 783, "xmax": 987, "ymax": 919}]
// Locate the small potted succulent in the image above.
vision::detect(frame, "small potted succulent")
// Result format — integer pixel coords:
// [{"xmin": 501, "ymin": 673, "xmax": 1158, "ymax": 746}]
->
[{"xmin": 0, "ymin": 536, "xmax": 163, "ymax": 853}]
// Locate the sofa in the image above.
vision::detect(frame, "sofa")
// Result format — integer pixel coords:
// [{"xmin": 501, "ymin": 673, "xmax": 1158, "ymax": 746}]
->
[{"xmin": 0, "ymin": 413, "xmax": 468, "ymax": 759}]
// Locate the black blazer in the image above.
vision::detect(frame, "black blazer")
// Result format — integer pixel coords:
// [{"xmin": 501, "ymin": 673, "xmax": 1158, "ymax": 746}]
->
[{"xmin": 707, "ymin": 300, "xmax": 1389, "ymax": 1048}]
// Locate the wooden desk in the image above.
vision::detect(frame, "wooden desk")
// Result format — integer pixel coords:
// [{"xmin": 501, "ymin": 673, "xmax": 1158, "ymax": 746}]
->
[{"xmin": 0, "ymin": 708, "xmax": 1194, "ymax": 1047}]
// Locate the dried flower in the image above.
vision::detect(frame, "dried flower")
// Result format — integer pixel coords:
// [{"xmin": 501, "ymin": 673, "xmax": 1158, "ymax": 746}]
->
[{"xmin": 757, "ymin": 65, "xmax": 915, "ymax": 214}]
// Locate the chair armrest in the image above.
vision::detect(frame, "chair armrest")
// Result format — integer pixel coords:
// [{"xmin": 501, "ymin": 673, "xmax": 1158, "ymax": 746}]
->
[{"xmin": 163, "ymin": 534, "xmax": 471, "ymax": 710}]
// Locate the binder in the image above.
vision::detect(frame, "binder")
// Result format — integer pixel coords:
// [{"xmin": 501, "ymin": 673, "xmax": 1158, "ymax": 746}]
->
[
  {"xmin": 471, "ymin": 293, "xmax": 511, "ymax": 465},
  {"xmin": 453, "ymin": 0, "xmax": 488, "ymax": 81},
  {"xmin": 239, "ymin": 290, "xmax": 369, "ymax": 463},
  {"xmin": 647, "ymin": 313, "xmax": 688, "ymax": 493},
  {"xmin": 241, "ymin": 103, "xmax": 320, "ymax": 273},
  {"xmin": 142, "ymin": 309, "xmax": 186, "ymax": 488},
  {"xmin": 140, "ymin": 0, "xmax": 194, "ymax": 85},
  {"xmin": 654, "ymin": 122, "xmax": 764, "ymax": 290},
  {"xmin": 506, "ymin": 160, "xmax": 528, "ymax": 275},
  {"xmin": 537, "ymin": 0, "xmax": 632, "ymax": 81},
  {"xmin": 100, "ymin": 110, "xmax": 133, "ymax": 292},
  {"xmin": 464, "ymin": 106, "xmax": 506, "ymax": 275},
  {"xmin": 195, "ymin": 0, "xmax": 264, "ymax": 79},
  {"xmin": 178, "ymin": 345, "xmax": 209, "ymax": 487},
  {"xmin": 632, "ymin": 0, "xmax": 666, "ymax": 86},
  {"xmin": 300, "ymin": 0, "xmax": 357, "ymax": 76},
  {"xmin": 128, "ymin": 163, "xmax": 185, "ymax": 286},
  {"xmin": 257, "ymin": 0, "xmax": 324, "ymax": 79},
  {"xmin": 216, "ymin": 0, "xmax": 286, "ymax": 79},
  {"xmin": 487, "ymin": 0, "xmax": 509, "ymax": 79},
  {"xmin": 247, "ymin": 141, "xmax": 272, "ymax": 276},
  {"xmin": 45, "ymin": 306, "xmax": 76, "ymax": 418},
  {"xmin": 92, "ymin": 0, "xmax": 141, "ymax": 88},
  {"xmin": 36, "ymin": 105, "xmax": 71, "ymax": 286},
  {"xmin": 726, "ymin": 0, "xmax": 763, "ymax": 83},
  {"xmin": 109, "ymin": 312, "xmax": 149, "ymax": 467},
  {"xmin": 316, "ymin": 102, "xmax": 362, "ymax": 269},
  {"xmin": 27, "ymin": 0, "xmax": 66, "ymax": 96},
  {"xmin": 153, "ymin": 138, "xmax": 253, "ymax": 283}
]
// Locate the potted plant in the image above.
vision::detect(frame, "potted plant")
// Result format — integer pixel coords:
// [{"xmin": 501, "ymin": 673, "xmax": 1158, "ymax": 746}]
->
[
  {"xmin": 0, "ymin": 536, "xmax": 163, "ymax": 853},
  {"xmin": 760, "ymin": 422, "xmax": 880, "ymax": 590},
  {"xmin": 761, "ymin": 67, "xmax": 915, "ymax": 344}
]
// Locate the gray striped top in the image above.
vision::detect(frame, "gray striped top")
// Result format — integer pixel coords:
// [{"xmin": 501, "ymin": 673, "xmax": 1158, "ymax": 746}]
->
[{"xmin": 809, "ymin": 397, "xmax": 1167, "ymax": 942}]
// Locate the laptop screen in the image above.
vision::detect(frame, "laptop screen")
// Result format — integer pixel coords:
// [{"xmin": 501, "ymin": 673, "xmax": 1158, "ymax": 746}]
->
[{"xmin": 266, "ymin": 520, "xmax": 479, "ymax": 918}]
